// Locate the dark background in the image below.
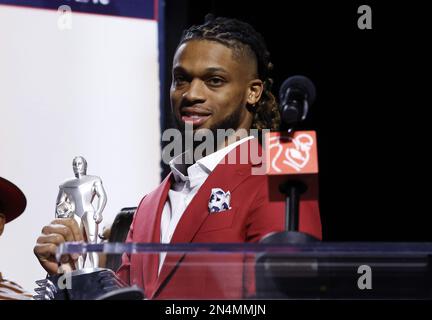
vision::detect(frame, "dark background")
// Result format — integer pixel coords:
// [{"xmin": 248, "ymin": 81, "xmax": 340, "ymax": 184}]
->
[{"xmin": 160, "ymin": 0, "xmax": 431, "ymax": 241}]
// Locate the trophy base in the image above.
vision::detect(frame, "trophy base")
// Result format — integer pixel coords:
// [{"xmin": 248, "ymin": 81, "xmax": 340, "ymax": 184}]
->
[{"xmin": 34, "ymin": 268, "xmax": 144, "ymax": 300}]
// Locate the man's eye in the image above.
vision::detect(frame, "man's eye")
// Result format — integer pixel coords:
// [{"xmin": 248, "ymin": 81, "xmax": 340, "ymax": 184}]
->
[
  {"xmin": 174, "ymin": 76, "xmax": 187, "ymax": 85},
  {"xmin": 207, "ymin": 77, "xmax": 225, "ymax": 86}
]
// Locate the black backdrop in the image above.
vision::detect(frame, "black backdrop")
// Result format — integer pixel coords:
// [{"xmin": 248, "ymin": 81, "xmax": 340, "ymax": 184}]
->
[{"xmin": 160, "ymin": 0, "xmax": 431, "ymax": 241}]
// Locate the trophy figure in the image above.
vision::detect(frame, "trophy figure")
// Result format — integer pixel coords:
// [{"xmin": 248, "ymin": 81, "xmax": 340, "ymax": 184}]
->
[
  {"xmin": 55, "ymin": 156, "xmax": 107, "ymax": 269},
  {"xmin": 34, "ymin": 156, "xmax": 144, "ymax": 300}
]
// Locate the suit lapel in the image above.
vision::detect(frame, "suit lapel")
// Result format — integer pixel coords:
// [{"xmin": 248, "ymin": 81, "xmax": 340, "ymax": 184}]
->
[{"xmin": 139, "ymin": 173, "xmax": 172, "ymax": 297}]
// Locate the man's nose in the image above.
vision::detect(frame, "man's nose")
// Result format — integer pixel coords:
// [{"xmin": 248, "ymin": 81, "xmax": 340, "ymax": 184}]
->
[{"xmin": 182, "ymin": 79, "xmax": 206, "ymax": 103}]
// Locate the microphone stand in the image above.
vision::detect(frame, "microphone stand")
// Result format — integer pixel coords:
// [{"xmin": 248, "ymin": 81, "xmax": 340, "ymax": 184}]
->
[
  {"xmin": 256, "ymin": 176, "xmax": 318, "ymax": 298},
  {"xmin": 256, "ymin": 75, "xmax": 321, "ymax": 298},
  {"xmin": 260, "ymin": 179, "xmax": 318, "ymax": 244}
]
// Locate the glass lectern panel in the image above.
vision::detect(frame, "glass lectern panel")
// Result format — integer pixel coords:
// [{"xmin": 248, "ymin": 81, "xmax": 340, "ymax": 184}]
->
[{"xmin": 40, "ymin": 242, "xmax": 432, "ymax": 300}]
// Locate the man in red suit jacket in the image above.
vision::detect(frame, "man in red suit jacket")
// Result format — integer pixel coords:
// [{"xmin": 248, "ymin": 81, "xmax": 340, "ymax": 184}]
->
[
  {"xmin": 116, "ymin": 140, "xmax": 321, "ymax": 299},
  {"xmin": 34, "ymin": 16, "xmax": 321, "ymax": 299}
]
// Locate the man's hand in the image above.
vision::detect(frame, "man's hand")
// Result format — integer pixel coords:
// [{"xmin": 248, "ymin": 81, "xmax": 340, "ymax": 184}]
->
[{"xmin": 33, "ymin": 218, "xmax": 83, "ymax": 275}]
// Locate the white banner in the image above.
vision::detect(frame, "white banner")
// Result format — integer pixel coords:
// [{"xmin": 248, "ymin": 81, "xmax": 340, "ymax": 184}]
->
[{"xmin": 0, "ymin": 4, "xmax": 160, "ymax": 292}]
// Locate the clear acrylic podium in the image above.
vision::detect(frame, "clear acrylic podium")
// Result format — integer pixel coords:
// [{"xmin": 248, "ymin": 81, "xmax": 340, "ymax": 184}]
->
[{"xmin": 55, "ymin": 242, "xmax": 432, "ymax": 299}]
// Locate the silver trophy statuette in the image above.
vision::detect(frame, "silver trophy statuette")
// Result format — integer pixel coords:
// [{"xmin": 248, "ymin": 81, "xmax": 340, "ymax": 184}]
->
[
  {"xmin": 55, "ymin": 156, "xmax": 107, "ymax": 269},
  {"xmin": 34, "ymin": 158, "xmax": 143, "ymax": 300}
]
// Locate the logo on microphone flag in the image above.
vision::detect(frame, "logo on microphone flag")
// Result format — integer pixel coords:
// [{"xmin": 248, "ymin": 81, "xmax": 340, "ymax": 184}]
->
[{"xmin": 266, "ymin": 131, "xmax": 318, "ymax": 175}]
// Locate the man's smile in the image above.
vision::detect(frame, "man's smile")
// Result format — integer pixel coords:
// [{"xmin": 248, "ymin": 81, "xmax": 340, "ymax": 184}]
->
[{"xmin": 180, "ymin": 106, "xmax": 212, "ymax": 127}]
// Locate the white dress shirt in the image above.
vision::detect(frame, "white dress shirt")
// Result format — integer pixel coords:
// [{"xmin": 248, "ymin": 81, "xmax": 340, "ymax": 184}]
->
[{"xmin": 158, "ymin": 135, "xmax": 253, "ymax": 274}]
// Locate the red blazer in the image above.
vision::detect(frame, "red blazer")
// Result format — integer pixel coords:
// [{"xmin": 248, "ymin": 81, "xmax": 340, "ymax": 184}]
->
[{"xmin": 117, "ymin": 140, "xmax": 322, "ymax": 299}]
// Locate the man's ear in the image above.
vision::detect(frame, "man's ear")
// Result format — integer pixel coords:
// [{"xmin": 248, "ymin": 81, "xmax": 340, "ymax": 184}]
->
[
  {"xmin": 0, "ymin": 214, "xmax": 5, "ymax": 236},
  {"xmin": 246, "ymin": 79, "xmax": 264, "ymax": 106}
]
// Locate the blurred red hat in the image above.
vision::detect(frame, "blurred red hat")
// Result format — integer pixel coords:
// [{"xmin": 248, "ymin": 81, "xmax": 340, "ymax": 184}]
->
[{"xmin": 0, "ymin": 177, "xmax": 27, "ymax": 223}]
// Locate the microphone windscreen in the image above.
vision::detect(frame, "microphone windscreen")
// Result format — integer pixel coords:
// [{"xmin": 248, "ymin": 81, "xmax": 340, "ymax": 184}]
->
[{"xmin": 279, "ymin": 75, "xmax": 316, "ymax": 106}]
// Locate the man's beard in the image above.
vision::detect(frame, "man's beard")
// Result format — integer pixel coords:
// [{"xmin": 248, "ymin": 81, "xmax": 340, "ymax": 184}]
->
[{"xmin": 174, "ymin": 106, "xmax": 244, "ymax": 152}]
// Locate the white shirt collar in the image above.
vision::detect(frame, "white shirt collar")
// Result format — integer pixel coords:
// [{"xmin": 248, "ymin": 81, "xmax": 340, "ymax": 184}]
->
[
  {"xmin": 169, "ymin": 136, "xmax": 254, "ymax": 186},
  {"xmin": 196, "ymin": 135, "xmax": 254, "ymax": 172}
]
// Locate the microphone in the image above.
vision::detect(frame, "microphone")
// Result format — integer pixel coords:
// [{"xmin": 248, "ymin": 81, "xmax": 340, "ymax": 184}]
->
[
  {"xmin": 279, "ymin": 75, "xmax": 316, "ymax": 128},
  {"xmin": 259, "ymin": 75, "xmax": 320, "ymax": 243}
]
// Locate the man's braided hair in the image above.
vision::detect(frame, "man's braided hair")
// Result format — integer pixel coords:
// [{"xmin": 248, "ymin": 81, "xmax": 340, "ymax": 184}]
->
[{"xmin": 178, "ymin": 15, "xmax": 281, "ymax": 131}]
